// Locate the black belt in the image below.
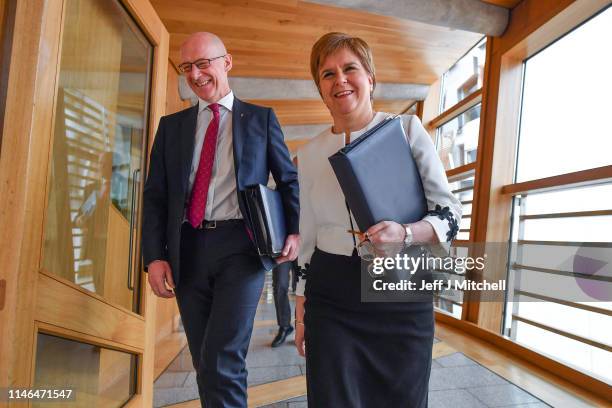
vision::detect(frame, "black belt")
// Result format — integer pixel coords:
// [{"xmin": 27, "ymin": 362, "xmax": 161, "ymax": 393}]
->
[{"xmin": 188, "ymin": 219, "xmax": 244, "ymax": 230}]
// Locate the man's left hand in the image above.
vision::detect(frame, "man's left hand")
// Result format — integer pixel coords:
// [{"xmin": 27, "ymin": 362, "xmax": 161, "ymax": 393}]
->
[{"xmin": 276, "ymin": 234, "xmax": 300, "ymax": 264}]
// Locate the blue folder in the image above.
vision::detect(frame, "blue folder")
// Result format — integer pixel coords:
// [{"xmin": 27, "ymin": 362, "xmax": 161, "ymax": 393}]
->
[{"xmin": 328, "ymin": 116, "xmax": 427, "ymax": 232}]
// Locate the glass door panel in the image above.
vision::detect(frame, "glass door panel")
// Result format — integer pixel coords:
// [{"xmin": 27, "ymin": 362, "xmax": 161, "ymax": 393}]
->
[
  {"xmin": 42, "ymin": 0, "xmax": 151, "ymax": 312},
  {"xmin": 33, "ymin": 333, "xmax": 137, "ymax": 407}
]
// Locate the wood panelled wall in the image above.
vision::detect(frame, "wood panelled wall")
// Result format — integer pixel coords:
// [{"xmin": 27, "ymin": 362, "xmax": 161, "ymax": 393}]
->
[
  {"xmin": 165, "ymin": 62, "xmax": 190, "ymax": 115},
  {"xmin": 0, "ymin": 0, "xmax": 10, "ymax": 152},
  {"xmin": 421, "ymin": 78, "xmax": 441, "ymax": 140},
  {"xmin": 0, "ymin": 0, "xmax": 5, "ymax": 48}
]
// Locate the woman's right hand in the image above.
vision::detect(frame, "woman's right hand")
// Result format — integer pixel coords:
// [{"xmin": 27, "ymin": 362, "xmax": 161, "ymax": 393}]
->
[{"xmin": 294, "ymin": 295, "xmax": 306, "ymax": 357}]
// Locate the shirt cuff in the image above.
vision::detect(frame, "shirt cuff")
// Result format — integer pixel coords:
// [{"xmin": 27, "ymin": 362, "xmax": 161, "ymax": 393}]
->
[{"xmin": 423, "ymin": 204, "xmax": 460, "ymax": 243}]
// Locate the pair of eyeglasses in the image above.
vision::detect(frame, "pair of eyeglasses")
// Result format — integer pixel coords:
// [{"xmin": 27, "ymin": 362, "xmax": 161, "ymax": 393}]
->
[
  {"xmin": 178, "ymin": 55, "xmax": 226, "ymax": 73},
  {"xmin": 347, "ymin": 229, "xmax": 375, "ymax": 261},
  {"xmin": 357, "ymin": 239, "xmax": 377, "ymax": 262}
]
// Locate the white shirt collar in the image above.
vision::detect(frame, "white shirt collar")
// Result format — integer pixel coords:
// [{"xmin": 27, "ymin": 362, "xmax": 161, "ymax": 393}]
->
[{"xmin": 198, "ymin": 90, "xmax": 234, "ymax": 113}]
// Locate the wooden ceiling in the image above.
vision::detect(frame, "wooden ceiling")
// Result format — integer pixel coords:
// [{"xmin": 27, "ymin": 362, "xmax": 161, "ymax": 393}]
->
[
  {"xmin": 151, "ymin": 0, "xmax": 494, "ymax": 153},
  {"xmin": 151, "ymin": 0, "xmax": 483, "ymax": 85}
]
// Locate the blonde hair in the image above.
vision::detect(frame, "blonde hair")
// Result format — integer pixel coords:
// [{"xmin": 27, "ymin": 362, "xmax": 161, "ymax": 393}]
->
[{"xmin": 310, "ymin": 32, "xmax": 376, "ymax": 97}]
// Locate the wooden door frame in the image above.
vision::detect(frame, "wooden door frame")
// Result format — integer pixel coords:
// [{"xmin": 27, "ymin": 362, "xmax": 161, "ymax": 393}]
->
[{"xmin": 0, "ymin": 0, "xmax": 167, "ymax": 406}]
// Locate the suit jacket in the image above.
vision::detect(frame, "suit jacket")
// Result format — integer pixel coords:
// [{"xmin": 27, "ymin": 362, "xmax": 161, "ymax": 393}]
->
[{"xmin": 142, "ymin": 97, "xmax": 299, "ymax": 285}]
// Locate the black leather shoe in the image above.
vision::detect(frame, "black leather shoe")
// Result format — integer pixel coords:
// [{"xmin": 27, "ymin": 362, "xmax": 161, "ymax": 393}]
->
[{"xmin": 271, "ymin": 326, "xmax": 294, "ymax": 348}]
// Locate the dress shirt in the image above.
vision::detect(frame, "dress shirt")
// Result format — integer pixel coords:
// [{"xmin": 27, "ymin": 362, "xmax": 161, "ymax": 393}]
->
[
  {"xmin": 188, "ymin": 91, "xmax": 242, "ymax": 220},
  {"xmin": 295, "ymin": 112, "xmax": 462, "ymax": 296}
]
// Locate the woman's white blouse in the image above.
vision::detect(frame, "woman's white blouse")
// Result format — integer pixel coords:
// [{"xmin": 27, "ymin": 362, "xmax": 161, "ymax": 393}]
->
[{"xmin": 295, "ymin": 112, "xmax": 463, "ymax": 297}]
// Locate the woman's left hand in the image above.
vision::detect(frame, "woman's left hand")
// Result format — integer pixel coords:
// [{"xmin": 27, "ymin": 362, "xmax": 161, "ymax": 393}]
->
[{"xmin": 365, "ymin": 221, "xmax": 405, "ymax": 244}]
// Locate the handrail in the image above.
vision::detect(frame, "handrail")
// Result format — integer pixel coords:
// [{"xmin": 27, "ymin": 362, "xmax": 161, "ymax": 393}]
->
[
  {"xmin": 512, "ymin": 262, "xmax": 612, "ymax": 283},
  {"xmin": 514, "ymin": 290, "xmax": 612, "ymax": 316},
  {"xmin": 428, "ymin": 89, "xmax": 483, "ymax": 129},
  {"xmin": 446, "ymin": 162, "xmax": 477, "ymax": 179},
  {"xmin": 512, "ymin": 314, "xmax": 612, "ymax": 353},
  {"xmin": 452, "ymin": 186, "xmax": 473, "ymax": 194},
  {"xmin": 516, "ymin": 239, "xmax": 612, "ymax": 248},
  {"xmin": 520, "ymin": 209, "xmax": 612, "ymax": 220},
  {"xmin": 501, "ymin": 165, "xmax": 612, "ymax": 196}
]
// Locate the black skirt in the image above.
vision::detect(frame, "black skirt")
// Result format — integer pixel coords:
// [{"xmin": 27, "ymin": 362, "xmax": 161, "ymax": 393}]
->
[{"xmin": 304, "ymin": 248, "xmax": 434, "ymax": 408}]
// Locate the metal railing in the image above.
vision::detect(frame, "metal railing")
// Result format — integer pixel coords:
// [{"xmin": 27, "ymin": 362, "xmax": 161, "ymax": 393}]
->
[{"xmin": 504, "ymin": 186, "xmax": 612, "ymax": 375}]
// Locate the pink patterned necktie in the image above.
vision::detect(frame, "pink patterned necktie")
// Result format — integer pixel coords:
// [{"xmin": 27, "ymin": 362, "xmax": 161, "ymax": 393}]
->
[{"xmin": 187, "ymin": 103, "xmax": 220, "ymax": 227}]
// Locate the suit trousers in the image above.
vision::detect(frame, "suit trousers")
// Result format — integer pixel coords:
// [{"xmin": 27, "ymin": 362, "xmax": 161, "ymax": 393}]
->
[
  {"xmin": 176, "ymin": 222, "xmax": 265, "ymax": 408},
  {"xmin": 272, "ymin": 262, "xmax": 291, "ymax": 328}
]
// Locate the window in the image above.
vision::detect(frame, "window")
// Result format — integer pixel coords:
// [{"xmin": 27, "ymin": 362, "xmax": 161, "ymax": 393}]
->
[
  {"xmin": 449, "ymin": 172, "xmax": 474, "ymax": 242},
  {"xmin": 503, "ymin": 6, "xmax": 612, "ymax": 385},
  {"xmin": 41, "ymin": 0, "xmax": 152, "ymax": 311},
  {"xmin": 516, "ymin": 9, "xmax": 612, "ymax": 182},
  {"xmin": 434, "ymin": 39, "xmax": 485, "ymax": 173},
  {"xmin": 430, "ymin": 38, "xmax": 487, "ymax": 318},
  {"xmin": 437, "ymin": 104, "xmax": 481, "ymax": 171},
  {"xmin": 433, "ymin": 37, "xmax": 486, "ymax": 232},
  {"xmin": 441, "ymin": 38, "xmax": 486, "ymax": 112},
  {"xmin": 34, "ymin": 333, "xmax": 137, "ymax": 407}
]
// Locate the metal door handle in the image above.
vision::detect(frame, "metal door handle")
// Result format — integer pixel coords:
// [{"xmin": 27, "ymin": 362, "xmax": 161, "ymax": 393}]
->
[{"xmin": 127, "ymin": 169, "xmax": 140, "ymax": 290}]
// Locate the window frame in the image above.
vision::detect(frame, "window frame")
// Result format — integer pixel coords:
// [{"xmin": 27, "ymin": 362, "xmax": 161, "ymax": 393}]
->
[
  {"xmin": 424, "ymin": 37, "xmax": 491, "ymax": 321},
  {"xmin": 472, "ymin": 0, "xmax": 612, "ymax": 397}
]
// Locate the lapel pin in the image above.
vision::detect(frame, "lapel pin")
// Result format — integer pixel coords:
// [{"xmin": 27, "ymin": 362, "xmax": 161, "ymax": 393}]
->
[{"xmin": 240, "ymin": 113, "xmax": 244, "ymax": 118}]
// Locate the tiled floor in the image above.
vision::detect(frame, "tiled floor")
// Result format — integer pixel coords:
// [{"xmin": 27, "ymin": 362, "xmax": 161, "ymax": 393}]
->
[
  {"xmin": 263, "ymin": 351, "xmax": 548, "ymax": 408},
  {"xmin": 154, "ymin": 272, "xmax": 302, "ymax": 407},
  {"xmin": 154, "ymin": 271, "xmax": 549, "ymax": 408}
]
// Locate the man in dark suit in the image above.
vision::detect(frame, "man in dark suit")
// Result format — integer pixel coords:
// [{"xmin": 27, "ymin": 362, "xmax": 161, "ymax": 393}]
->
[{"xmin": 142, "ymin": 32, "xmax": 300, "ymax": 407}]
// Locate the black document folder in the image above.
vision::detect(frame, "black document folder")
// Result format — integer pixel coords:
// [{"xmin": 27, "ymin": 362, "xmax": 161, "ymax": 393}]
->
[
  {"xmin": 241, "ymin": 184, "xmax": 287, "ymax": 258},
  {"xmin": 328, "ymin": 116, "xmax": 427, "ymax": 232}
]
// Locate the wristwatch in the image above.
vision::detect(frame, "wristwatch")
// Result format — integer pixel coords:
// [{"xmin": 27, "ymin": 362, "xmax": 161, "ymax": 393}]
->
[{"xmin": 403, "ymin": 224, "xmax": 413, "ymax": 246}]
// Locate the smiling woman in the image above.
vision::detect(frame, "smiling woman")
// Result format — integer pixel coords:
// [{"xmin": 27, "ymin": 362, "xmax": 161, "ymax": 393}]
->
[
  {"xmin": 317, "ymin": 48, "xmax": 374, "ymax": 131},
  {"xmin": 293, "ymin": 32, "xmax": 462, "ymax": 408},
  {"xmin": 310, "ymin": 33, "xmax": 376, "ymax": 135}
]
